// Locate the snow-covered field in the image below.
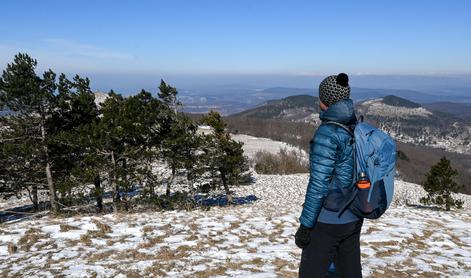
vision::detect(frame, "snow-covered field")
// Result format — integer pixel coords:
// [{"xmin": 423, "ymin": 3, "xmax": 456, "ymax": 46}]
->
[
  {"xmin": 1, "ymin": 174, "xmax": 470, "ymax": 278},
  {"xmin": 360, "ymin": 99, "xmax": 433, "ymax": 118},
  {"xmin": 231, "ymin": 134, "xmax": 308, "ymax": 162}
]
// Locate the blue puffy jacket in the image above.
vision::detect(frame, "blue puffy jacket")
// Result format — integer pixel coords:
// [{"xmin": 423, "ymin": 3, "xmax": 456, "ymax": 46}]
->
[{"xmin": 299, "ymin": 99, "xmax": 359, "ymax": 228}]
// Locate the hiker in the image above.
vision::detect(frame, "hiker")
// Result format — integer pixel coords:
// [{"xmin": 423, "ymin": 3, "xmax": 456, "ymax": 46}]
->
[{"xmin": 295, "ymin": 73, "xmax": 363, "ymax": 278}]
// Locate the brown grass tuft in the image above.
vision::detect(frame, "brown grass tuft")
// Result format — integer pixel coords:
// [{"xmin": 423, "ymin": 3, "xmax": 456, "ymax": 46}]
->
[
  {"xmin": 60, "ymin": 224, "xmax": 79, "ymax": 232},
  {"xmin": 7, "ymin": 243, "xmax": 17, "ymax": 254},
  {"xmin": 138, "ymin": 235, "xmax": 165, "ymax": 249},
  {"xmin": 92, "ymin": 219, "xmax": 112, "ymax": 234},
  {"xmin": 80, "ymin": 233, "xmax": 92, "ymax": 246},
  {"xmin": 18, "ymin": 228, "xmax": 47, "ymax": 251}
]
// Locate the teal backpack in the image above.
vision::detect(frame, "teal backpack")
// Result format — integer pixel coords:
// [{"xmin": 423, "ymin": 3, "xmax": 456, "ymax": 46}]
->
[{"xmin": 326, "ymin": 117, "xmax": 397, "ymax": 219}]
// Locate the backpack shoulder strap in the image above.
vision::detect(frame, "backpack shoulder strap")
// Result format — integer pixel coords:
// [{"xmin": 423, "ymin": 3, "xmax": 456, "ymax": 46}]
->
[{"xmin": 322, "ymin": 121, "xmax": 354, "ymax": 137}]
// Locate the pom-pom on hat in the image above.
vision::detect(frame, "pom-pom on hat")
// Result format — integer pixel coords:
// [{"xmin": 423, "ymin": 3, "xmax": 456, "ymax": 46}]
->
[{"xmin": 318, "ymin": 73, "xmax": 351, "ymax": 106}]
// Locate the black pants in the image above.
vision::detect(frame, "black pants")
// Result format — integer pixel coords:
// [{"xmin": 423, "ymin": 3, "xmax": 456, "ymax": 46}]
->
[{"xmin": 299, "ymin": 219, "xmax": 363, "ymax": 278}]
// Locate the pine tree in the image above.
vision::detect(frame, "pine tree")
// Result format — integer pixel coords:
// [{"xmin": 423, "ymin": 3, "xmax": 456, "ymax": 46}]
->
[
  {"xmin": 158, "ymin": 80, "xmax": 181, "ymax": 114},
  {"xmin": 83, "ymin": 90, "xmax": 170, "ymax": 212},
  {"xmin": 49, "ymin": 74, "xmax": 101, "ymax": 210},
  {"xmin": 161, "ymin": 113, "xmax": 201, "ymax": 196},
  {"xmin": 420, "ymin": 156, "xmax": 463, "ymax": 210},
  {"xmin": 157, "ymin": 81, "xmax": 200, "ymax": 196},
  {"xmin": 202, "ymin": 111, "xmax": 249, "ymax": 203},
  {"xmin": 0, "ymin": 53, "xmax": 59, "ymax": 212}
]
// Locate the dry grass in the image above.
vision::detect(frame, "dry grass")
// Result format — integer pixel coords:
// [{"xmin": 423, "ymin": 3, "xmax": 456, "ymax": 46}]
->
[
  {"xmin": 143, "ymin": 261, "xmax": 167, "ymax": 277},
  {"xmin": 375, "ymin": 248, "xmax": 401, "ymax": 257},
  {"xmin": 142, "ymin": 225, "xmax": 154, "ymax": 235},
  {"xmin": 193, "ymin": 257, "xmax": 268, "ymax": 277},
  {"xmin": 248, "ymin": 257, "xmax": 264, "ymax": 267},
  {"xmin": 7, "ymin": 242, "xmax": 17, "ymax": 254},
  {"xmin": 448, "ymin": 232, "xmax": 468, "ymax": 248},
  {"xmin": 186, "ymin": 233, "xmax": 198, "ymax": 241},
  {"xmin": 272, "ymin": 257, "xmax": 290, "ymax": 270},
  {"xmin": 247, "ymin": 247, "xmax": 257, "ymax": 253},
  {"xmin": 124, "ymin": 270, "xmax": 141, "ymax": 278},
  {"xmin": 229, "ymin": 221, "xmax": 241, "ymax": 230},
  {"xmin": 92, "ymin": 219, "xmax": 112, "ymax": 234},
  {"xmin": 194, "ymin": 266, "xmax": 227, "ymax": 277},
  {"xmin": 18, "ymin": 227, "xmax": 47, "ymax": 251},
  {"xmin": 138, "ymin": 235, "xmax": 165, "ymax": 249},
  {"xmin": 36, "ymin": 239, "xmax": 57, "ymax": 251},
  {"xmin": 370, "ymin": 269, "xmax": 414, "ymax": 278},
  {"xmin": 88, "ymin": 250, "xmax": 115, "ymax": 263},
  {"xmin": 79, "ymin": 233, "xmax": 92, "ymax": 246},
  {"xmin": 254, "ymin": 148, "xmax": 309, "ymax": 175},
  {"xmin": 114, "ymin": 249, "xmax": 154, "ymax": 261},
  {"xmin": 188, "ymin": 223, "xmax": 198, "ymax": 231},
  {"xmin": 364, "ymin": 226, "xmax": 382, "ymax": 234},
  {"xmin": 60, "ymin": 223, "xmax": 79, "ymax": 232},
  {"xmin": 368, "ymin": 240, "xmax": 401, "ymax": 248}
]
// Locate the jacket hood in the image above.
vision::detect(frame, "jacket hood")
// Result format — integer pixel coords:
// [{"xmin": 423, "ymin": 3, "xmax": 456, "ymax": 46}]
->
[{"xmin": 319, "ymin": 99, "xmax": 357, "ymax": 125}]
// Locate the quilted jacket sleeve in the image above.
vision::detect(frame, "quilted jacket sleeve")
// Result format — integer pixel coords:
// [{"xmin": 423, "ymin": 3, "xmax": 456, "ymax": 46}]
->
[{"xmin": 299, "ymin": 125, "xmax": 338, "ymax": 228}]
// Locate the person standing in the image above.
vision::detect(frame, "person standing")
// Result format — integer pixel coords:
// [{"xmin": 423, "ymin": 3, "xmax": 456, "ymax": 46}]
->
[{"xmin": 295, "ymin": 73, "xmax": 363, "ymax": 278}]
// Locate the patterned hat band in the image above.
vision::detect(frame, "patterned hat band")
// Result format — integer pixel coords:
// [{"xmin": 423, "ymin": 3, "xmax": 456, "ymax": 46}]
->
[{"xmin": 318, "ymin": 73, "xmax": 351, "ymax": 106}]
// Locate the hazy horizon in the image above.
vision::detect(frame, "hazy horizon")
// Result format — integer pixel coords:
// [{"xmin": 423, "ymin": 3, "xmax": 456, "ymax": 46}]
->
[
  {"xmin": 1, "ymin": 0, "xmax": 471, "ymax": 95},
  {"xmin": 82, "ymin": 73, "xmax": 471, "ymax": 96}
]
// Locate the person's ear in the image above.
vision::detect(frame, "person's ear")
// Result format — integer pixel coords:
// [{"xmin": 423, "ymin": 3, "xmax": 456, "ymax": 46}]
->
[{"xmin": 319, "ymin": 100, "xmax": 328, "ymax": 111}]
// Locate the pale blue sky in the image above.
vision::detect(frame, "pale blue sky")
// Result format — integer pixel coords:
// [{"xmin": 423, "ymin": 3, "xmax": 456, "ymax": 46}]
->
[{"xmin": 1, "ymin": 0, "xmax": 471, "ymax": 91}]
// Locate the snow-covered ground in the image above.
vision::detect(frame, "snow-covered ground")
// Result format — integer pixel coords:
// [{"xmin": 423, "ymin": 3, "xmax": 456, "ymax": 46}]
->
[
  {"xmin": 1, "ymin": 174, "xmax": 470, "ymax": 278},
  {"xmin": 360, "ymin": 99, "xmax": 434, "ymax": 118},
  {"xmin": 1, "ymin": 133, "xmax": 470, "ymax": 277},
  {"xmin": 231, "ymin": 134, "xmax": 308, "ymax": 162}
]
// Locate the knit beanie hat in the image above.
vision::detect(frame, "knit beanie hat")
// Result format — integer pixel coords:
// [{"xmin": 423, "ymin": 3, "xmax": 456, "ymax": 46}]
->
[{"xmin": 318, "ymin": 73, "xmax": 350, "ymax": 106}]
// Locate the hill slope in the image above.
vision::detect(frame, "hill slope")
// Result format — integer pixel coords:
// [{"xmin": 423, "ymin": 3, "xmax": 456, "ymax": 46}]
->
[
  {"xmin": 225, "ymin": 97, "xmax": 471, "ymax": 193},
  {"xmin": 231, "ymin": 94, "xmax": 471, "ymax": 155},
  {"xmin": 356, "ymin": 96, "xmax": 471, "ymax": 154}
]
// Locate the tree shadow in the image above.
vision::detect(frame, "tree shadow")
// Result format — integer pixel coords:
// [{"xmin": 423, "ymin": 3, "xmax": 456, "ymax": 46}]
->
[
  {"xmin": 194, "ymin": 194, "xmax": 258, "ymax": 207},
  {"xmin": 0, "ymin": 201, "xmax": 49, "ymax": 223}
]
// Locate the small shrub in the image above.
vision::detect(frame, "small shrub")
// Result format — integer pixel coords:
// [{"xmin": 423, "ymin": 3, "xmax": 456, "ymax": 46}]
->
[
  {"xmin": 420, "ymin": 156, "xmax": 464, "ymax": 210},
  {"xmin": 254, "ymin": 148, "xmax": 308, "ymax": 175},
  {"xmin": 150, "ymin": 192, "xmax": 197, "ymax": 211},
  {"xmin": 397, "ymin": 150, "xmax": 410, "ymax": 161}
]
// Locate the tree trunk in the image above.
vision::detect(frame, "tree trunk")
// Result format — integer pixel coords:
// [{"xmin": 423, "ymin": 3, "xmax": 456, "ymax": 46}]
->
[
  {"xmin": 166, "ymin": 166, "xmax": 175, "ymax": 197},
  {"xmin": 220, "ymin": 169, "xmax": 232, "ymax": 204},
  {"xmin": 31, "ymin": 185, "xmax": 39, "ymax": 211},
  {"xmin": 41, "ymin": 121, "xmax": 57, "ymax": 213},
  {"xmin": 111, "ymin": 151, "xmax": 119, "ymax": 213},
  {"xmin": 45, "ymin": 162, "xmax": 57, "ymax": 211},
  {"xmin": 94, "ymin": 175, "xmax": 103, "ymax": 212}
]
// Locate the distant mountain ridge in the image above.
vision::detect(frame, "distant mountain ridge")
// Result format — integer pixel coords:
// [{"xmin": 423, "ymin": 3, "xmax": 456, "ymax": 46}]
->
[
  {"xmin": 381, "ymin": 95, "xmax": 421, "ymax": 108},
  {"xmin": 231, "ymin": 95, "xmax": 320, "ymax": 122},
  {"xmin": 424, "ymin": 102, "xmax": 471, "ymax": 120},
  {"xmin": 180, "ymin": 85, "xmax": 471, "ymax": 115},
  {"xmin": 230, "ymin": 94, "xmax": 471, "ymax": 155},
  {"xmin": 261, "ymin": 87, "xmax": 471, "ymax": 103}
]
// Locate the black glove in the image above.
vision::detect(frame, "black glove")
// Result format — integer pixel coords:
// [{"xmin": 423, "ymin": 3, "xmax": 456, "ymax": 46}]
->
[{"xmin": 295, "ymin": 224, "xmax": 311, "ymax": 248}]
